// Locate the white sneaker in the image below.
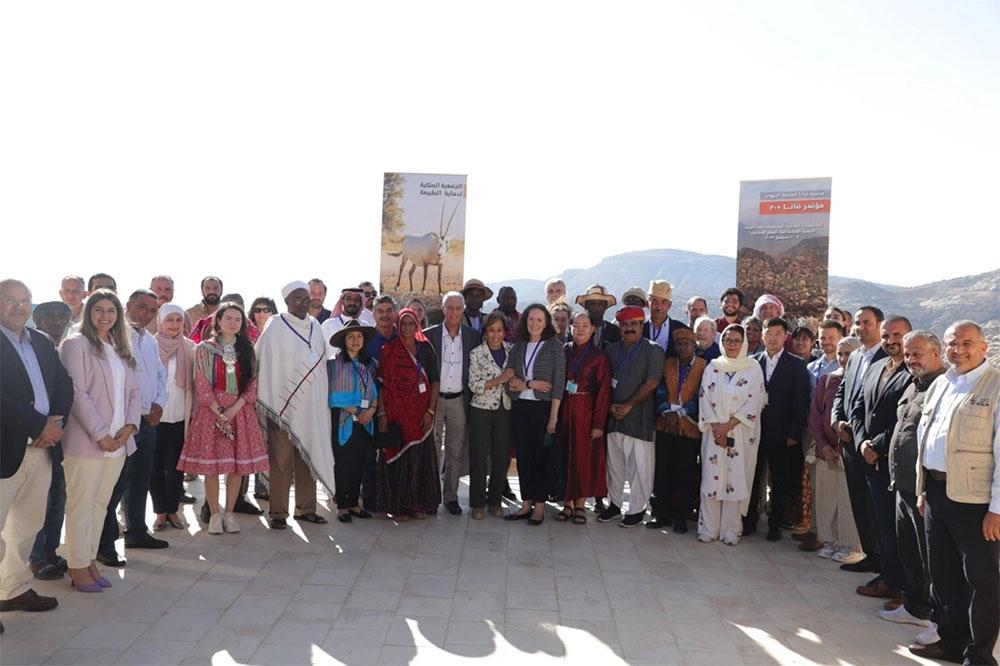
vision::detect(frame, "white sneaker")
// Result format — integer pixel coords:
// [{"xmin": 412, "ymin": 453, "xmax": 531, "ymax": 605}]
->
[
  {"xmin": 877, "ymin": 606, "xmax": 931, "ymax": 627},
  {"xmin": 816, "ymin": 543, "xmax": 837, "ymax": 559},
  {"xmin": 208, "ymin": 513, "xmax": 223, "ymax": 535},
  {"xmin": 722, "ymin": 535, "xmax": 739, "ymax": 546},
  {"xmin": 697, "ymin": 534, "xmax": 715, "ymax": 543},
  {"xmin": 832, "ymin": 547, "xmax": 864, "ymax": 564},
  {"xmin": 222, "ymin": 513, "xmax": 240, "ymax": 533},
  {"xmin": 913, "ymin": 622, "xmax": 939, "ymax": 645}
]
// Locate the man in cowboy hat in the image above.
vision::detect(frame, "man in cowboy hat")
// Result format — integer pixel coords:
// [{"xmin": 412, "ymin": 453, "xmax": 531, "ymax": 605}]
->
[
  {"xmin": 644, "ymin": 280, "xmax": 689, "ymax": 359},
  {"xmin": 461, "ymin": 278, "xmax": 493, "ymax": 337},
  {"xmin": 426, "ymin": 291, "xmax": 480, "ymax": 515},
  {"xmin": 598, "ymin": 306, "xmax": 666, "ymax": 527},
  {"xmin": 575, "ymin": 284, "xmax": 619, "ymax": 350}
]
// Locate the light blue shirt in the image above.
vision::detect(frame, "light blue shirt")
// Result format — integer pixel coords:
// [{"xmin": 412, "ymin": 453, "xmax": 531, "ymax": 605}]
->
[
  {"xmin": 130, "ymin": 325, "xmax": 167, "ymax": 415},
  {"xmin": 807, "ymin": 354, "xmax": 840, "ymax": 393},
  {"xmin": 1, "ymin": 324, "xmax": 50, "ymax": 417}
]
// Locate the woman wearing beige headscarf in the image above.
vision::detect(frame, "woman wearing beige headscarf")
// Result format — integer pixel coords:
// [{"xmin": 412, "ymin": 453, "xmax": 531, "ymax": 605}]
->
[{"xmin": 697, "ymin": 324, "xmax": 766, "ymax": 545}]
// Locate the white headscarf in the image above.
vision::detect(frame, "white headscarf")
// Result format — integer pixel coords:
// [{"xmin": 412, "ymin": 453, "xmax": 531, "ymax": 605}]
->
[{"xmin": 710, "ymin": 324, "xmax": 758, "ymax": 373}]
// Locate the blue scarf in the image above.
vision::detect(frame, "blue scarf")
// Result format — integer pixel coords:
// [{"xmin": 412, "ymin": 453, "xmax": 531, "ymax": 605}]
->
[{"xmin": 329, "ymin": 356, "xmax": 379, "ymax": 445}]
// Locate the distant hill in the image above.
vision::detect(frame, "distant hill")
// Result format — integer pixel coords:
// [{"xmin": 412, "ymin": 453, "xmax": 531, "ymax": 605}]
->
[{"xmin": 486, "ymin": 248, "xmax": 999, "ymax": 361}]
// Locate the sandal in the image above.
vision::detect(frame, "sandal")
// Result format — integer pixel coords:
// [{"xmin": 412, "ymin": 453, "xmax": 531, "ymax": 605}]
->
[
  {"xmin": 348, "ymin": 509, "xmax": 372, "ymax": 519},
  {"xmin": 294, "ymin": 513, "xmax": 328, "ymax": 524},
  {"xmin": 337, "ymin": 512, "xmax": 352, "ymax": 523},
  {"xmin": 555, "ymin": 508, "xmax": 573, "ymax": 522},
  {"xmin": 572, "ymin": 508, "xmax": 587, "ymax": 525}
]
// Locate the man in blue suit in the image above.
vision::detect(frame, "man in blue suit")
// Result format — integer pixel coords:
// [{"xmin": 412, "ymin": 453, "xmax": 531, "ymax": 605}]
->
[{"xmin": 746, "ymin": 317, "xmax": 811, "ymax": 541}]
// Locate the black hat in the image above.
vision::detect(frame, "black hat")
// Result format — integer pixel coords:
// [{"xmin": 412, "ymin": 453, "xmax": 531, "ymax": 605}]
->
[{"xmin": 330, "ymin": 319, "xmax": 376, "ymax": 348}]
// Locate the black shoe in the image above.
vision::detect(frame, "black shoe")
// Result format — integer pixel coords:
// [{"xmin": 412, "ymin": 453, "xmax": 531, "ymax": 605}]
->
[
  {"xmin": 96, "ymin": 552, "xmax": 126, "ymax": 567},
  {"xmin": 180, "ymin": 493, "xmax": 197, "ymax": 504},
  {"xmin": 907, "ymin": 641, "xmax": 962, "ymax": 664},
  {"xmin": 125, "ymin": 533, "xmax": 169, "ymax": 549},
  {"xmin": 840, "ymin": 557, "xmax": 881, "ymax": 573},
  {"xmin": 445, "ymin": 500, "xmax": 462, "ymax": 516},
  {"xmin": 233, "ymin": 498, "xmax": 264, "ymax": 515},
  {"xmin": 673, "ymin": 519, "xmax": 688, "ymax": 534},
  {"xmin": 766, "ymin": 527, "xmax": 782, "ymax": 542},
  {"xmin": 597, "ymin": 503, "xmax": 621, "ymax": 523},
  {"xmin": 620, "ymin": 512, "xmax": 644, "ymax": 528},
  {"xmin": 742, "ymin": 518, "xmax": 758, "ymax": 536},
  {"xmin": 594, "ymin": 498, "xmax": 607, "ymax": 513},
  {"xmin": 0, "ymin": 589, "xmax": 58, "ymax": 613},
  {"xmin": 644, "ymin": 518, "xmax": 668, "ymax": 530},
  {"xmin": 270, "ymin": 517, "xmax": 287, "ymax": 530}
]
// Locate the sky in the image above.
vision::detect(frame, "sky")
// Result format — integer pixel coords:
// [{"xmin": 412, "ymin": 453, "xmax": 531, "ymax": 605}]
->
[{"xmin": 2, "ymin": 1, "xmax": 998, "ymax": 308}]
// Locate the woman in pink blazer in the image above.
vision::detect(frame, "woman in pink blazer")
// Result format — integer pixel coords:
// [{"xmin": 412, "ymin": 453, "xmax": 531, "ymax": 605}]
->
[{"xmin": 59, "ymin": 289, "xmax": 141, "ymax": 592}]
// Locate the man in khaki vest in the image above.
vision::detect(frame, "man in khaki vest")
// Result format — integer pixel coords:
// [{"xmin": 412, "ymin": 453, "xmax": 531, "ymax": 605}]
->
[{"xmin": 910, "ymin": 320, "xmax": 1000, "ymax": 664}]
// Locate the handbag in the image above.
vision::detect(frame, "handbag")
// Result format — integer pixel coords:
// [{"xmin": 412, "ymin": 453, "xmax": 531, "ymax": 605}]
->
[{"xmin": 371, "ymin": 421, "xmax": 404, "ymax": 450}]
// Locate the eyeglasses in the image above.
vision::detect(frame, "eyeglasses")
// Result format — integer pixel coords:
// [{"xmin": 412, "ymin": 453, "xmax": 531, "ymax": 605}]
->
[
  {"xmin": 2, "ymin": 297, "xmax": 31, "ymax": 308},
  {"xmin": 363, "ymin": 291, "xmax": 377, "ymax": 298},
  {"xmin": 286, "ymin": 296, "xmax": 310, "ymax": 305},
  {"xmin": 253, "ymin": 307, "xmax": 274, "ymax": 314},
  {"xmin": 722, "ymin": 338, "xmax": 743, "ymax": 345}
]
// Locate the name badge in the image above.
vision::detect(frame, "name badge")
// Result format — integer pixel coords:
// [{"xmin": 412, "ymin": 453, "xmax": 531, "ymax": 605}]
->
[
  {"xmin": 670, "ymin": 403, "xmax": 682, "ymax": 412},
  {"xmin": 612, "ymin": 378, "xmax": 619, "ymax": 389},
  {"xmin": 566, "ymin": 380, "xmax": 578, "ymax": 394},
  {"xmin": 360, "ymin": 399, "xmax": 370, "ymax": 409},
  {"xmin": 418, "ymin": 383, "xmax": 427, "ymax": 394}
]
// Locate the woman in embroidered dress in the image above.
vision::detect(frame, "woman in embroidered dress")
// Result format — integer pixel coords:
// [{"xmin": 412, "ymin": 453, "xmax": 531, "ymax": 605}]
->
[
  {"xmin": 557, "ymin": 312, "xmax": 612, "ymax": 524},
  {"xmin": 467, "ymin": 311, "xmax": 515, "ymax": 520},
  {"xmin": 178, "ymin": 302, "xmax": 268, "ymax": 535},
  {"xmin": 375, "ymin": 308, "xmax": 441, "ymax": 519},
  {"xmin": 329, "ymin": 319, "xmax": 379, "ymax": 523},
  {"xmin": 697, "ymin": 324, "xmax": 766, "ymax": 545}
]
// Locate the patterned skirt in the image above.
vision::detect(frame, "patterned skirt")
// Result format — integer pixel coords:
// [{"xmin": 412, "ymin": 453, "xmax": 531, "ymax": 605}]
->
[
  {"xmin": 177, "ymin": 393, "xmax": 269, "ymax": 476},
  {"xmin": 375, "ymin": 433, "xmax": 441, "ymax": 515}
]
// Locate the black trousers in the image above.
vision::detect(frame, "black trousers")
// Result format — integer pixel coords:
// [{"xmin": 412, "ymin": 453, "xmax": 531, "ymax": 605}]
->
[
  {"xmin": 865, "ymin": 463, "xmax": 904, "ymax": 592},
  {"xmin": 651, "ymin": 431, "xmax": 700, "ymax": 522},
  {"xmin": 895, "ymin": 490, "xmax": 935, "ymax": 620},
  {"xmin": 512, "ymin": 400, "xmax": 551, "ymax": 503},
  {"xmin": 333, "ymin": 421, "xmax": 370, "ymax": 509},
  {"xmin": 468, "ymin": 406, "xmax": 511, "ymax": 508},
  {"xmin": 747, "ymin": 439, "xmax": 793, "ymax": 531},
  {"xmin": 150, "ymin": 421, "xmax": 185, "ymax": 515},
  {"xmin": 841, "ymin": 442, "xmax": 883, "ymax": 562},
  {"xmin": 924, "ymin": 477, "xmax": 1000, "ymax": 665}
]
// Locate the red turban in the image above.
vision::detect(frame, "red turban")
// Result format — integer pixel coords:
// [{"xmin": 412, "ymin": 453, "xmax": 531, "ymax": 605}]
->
[{"xmin": 615, "ymin": 306, "xmax": 645, "ymax": 323}]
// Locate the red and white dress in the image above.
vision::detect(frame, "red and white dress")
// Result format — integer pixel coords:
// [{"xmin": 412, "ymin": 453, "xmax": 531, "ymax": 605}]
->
[{"xmin": 177, "ymin": 340, "xmax": 268, "ymax": 475}]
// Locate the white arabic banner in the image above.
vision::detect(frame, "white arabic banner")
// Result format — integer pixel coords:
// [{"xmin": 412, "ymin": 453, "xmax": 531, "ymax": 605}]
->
[
  {"xmin": 380, "ymin": 173, "xmax": 467, "ymax": 304},
  {"xmin": 736, "ymin": 177, "xmax": 832, "ymax": 318}
]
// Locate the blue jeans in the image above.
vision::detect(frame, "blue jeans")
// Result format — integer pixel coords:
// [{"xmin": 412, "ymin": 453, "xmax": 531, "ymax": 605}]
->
[
  {"xmin": 98, "ymin": 420, "xmax": 156, "ymax": 554},
  {"xmin": 29, "ymin": 447, "xmax": 66, "ymax": 564}
]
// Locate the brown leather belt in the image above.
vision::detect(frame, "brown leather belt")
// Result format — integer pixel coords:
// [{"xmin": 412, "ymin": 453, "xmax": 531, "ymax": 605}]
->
[{"xmin": 924, "ymin": 468, "xmax": 947, "ymax": 482}]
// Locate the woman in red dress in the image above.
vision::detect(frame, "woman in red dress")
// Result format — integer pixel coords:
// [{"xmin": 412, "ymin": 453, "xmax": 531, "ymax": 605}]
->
[
  {"xmin": 178, "ymin": 303, "xmax": 268, "ymax": 535},
  {"xmin": 558, "ymin": 312, "xmax": 612, "ymax": 524}
]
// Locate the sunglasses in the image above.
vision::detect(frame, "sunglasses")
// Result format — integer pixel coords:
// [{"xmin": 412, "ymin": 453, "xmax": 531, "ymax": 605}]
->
[
  {"xmin": 363, "ymin": 291, "xmax": 377, "ymax": 298},
  {"xmin": 253, "ymin": 307, "xmax": 274, "ymax": 314}
]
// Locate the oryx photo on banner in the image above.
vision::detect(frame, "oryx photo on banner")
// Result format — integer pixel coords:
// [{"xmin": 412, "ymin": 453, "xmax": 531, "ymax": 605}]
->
[
  {"xmin": 736, "ymin": 177, "xmax": 832, "ymax": 319},
  {"xmin": 381, "ymin": 172, "xmax": 467, "ymax": 302}
]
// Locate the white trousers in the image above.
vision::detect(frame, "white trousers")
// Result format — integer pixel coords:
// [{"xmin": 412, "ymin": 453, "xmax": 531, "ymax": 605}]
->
[
  {"xmin": 0, "ymin": 447, "xmax": 52, "ymax": 599},
  {"xmin": 63, "ymin": 455, "xmax": 125, "ymax": 569},
  {"xmin": 699, "ymin": 495, "xmax": 743, "ymax": 542},
  {"xmin": 606, "ymin": 432, "xmax": 654, "ymax": 514},
  {"xmin": 812, "ymin": 457, "xmax": 861, "ymax": 551}
]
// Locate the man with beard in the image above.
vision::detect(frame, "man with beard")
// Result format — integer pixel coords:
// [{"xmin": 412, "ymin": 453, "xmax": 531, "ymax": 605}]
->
[
  {"xmin": 186, "ymin": 276, "xmax": 223, "ymax": 326},
  {"xmin": 496, "ymin": 286, "xmax": 521, "ymax": 343},
  {"xmin": 30, "ymin": 302, "xmax": 71, "ymax": 345},
  {"xmin": 878, "ymin": 330, "xmax": 945, "ymax": 646},
  {"xmin": 308, "ymin": 279, "xmax": 331, "ymax": 323},
  {"xmin": 715, "ymin": 288, "xmax": 744, "ymax": 334},
  {"xmin": 461, "ymin": 279, "xmax": 492, "ymax": 336},
  {"xmin": 598, "ymin": 306, "xmax": 665, "ymax": 527},
  {"xmin": 574, "ymin": 284, "xmax": 618, "ymax": 350},
  {"xmin": 807, "ymin": 320, "xmax": 844, "ymax": 389},
  {"xmin": 643, "ymin": 280, "xmax": 688, "ymax": 358},
  {"xmin": 358, "ymin": 281, "xmax": 377, "ymax": 313},
  {"xmin": 850, "ymin": 316, "xmax": 914, "ymax": 602},
  {"xmin": 323, "ymin": 287, "xmax": 376, "ymax": 359},
  {"xmin": 97, "ymin": 289, "xmax": 169, "ymax": 567}
]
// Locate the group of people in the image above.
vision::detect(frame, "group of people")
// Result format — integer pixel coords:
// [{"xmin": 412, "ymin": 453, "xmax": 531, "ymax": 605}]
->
[{"xmin": 1, "ymin": 273, "xmax": 997, "ymax": 665}]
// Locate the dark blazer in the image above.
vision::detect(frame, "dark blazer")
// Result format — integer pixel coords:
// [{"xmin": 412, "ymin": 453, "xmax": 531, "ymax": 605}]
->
[
  {"xmin": 424, "ymin": 323, "xmax": 480, "ymax": 402},
  {"xmin": 643, "ymin": 317, "xmax": 690, "ymax": 358},
  {"xmin": 850, "ymin": 357, "xmax": 913, "ymax": 460},
  {"xmin": 831, "ymin": 345, "xmax": 888, "ymax": 429},
  {"xmin": 754, "ymin": 350, "xmax": 811, "ymax": 447},
  {"xmin": 593, "ymin": 321, "xmax": 621, "ymax": 350},
  {"xmin": 1, "ymin": 328, "xmax": 74, "ymax": 478}
]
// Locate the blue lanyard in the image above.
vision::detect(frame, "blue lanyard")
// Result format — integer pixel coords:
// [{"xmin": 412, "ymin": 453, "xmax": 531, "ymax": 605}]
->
[
  {"xmin": 353, "ymin": 359, "xmax": 371, "ymax": 396},
  {"xmin": 649, "ymin": 321, "xmax": 665, "ymax": 343},
  {"xmin": 281, "ymin": 315, "xmax": 314, "ymax": 348},
  {"xmin": 523, "ymin": 341, "xmax": 543, "ymax": 378},
  {"xmin": 613, "ymin": 342, "xmax": 641, "ymax": 376},
  {"xmin": 568, "ymin": 342, "xmax": 591, "ymax": 379}
]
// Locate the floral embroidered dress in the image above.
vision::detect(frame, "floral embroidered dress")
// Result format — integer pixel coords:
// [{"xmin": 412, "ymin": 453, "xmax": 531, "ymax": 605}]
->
[
  {"xmin": 697, "ymin": 364, "xmax": 765, "ymax": 512},
  {"xmin": 177, "ymin": 340, "xmax": 269, "ymax": 475}
]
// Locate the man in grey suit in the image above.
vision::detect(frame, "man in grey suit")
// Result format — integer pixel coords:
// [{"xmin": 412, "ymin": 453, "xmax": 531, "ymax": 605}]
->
[{"xmin": 425, "ymin": 291, "xmax": 480, "ymax": 515}]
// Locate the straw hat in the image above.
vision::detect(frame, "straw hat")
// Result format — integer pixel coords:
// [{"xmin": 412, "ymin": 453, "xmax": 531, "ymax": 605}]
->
[
  {"xmin": 461, "ymin": 278, "xmax": 494, "ymax": 300},
  {"xmin": 574, "ymin": 284, "xmax": 617, "ymax": 307}
]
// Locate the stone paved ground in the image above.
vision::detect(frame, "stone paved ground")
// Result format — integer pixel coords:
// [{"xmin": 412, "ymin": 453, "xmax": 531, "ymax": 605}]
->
[{"xmin": 0, "ymin": 479, "xmax": 987, "ymax": 665}]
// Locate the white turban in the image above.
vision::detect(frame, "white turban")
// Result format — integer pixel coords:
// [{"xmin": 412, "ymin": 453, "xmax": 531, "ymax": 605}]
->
[{"xmin": 281, "ymin": 281, "xmax": 310, "ymax": 300}]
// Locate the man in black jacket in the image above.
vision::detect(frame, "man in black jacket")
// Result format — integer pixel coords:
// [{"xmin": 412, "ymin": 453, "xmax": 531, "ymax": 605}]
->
[
  {"xmin": 851, "ymin": 316, "xmax": 914, "ymax": 601},
  {"xmin": 1, "ymin": 279, "xmax": 73, "ymax": 622},
  {"xmin": 746, "ymin": 317, "xmax": 811, "ymax": 540},
  {"xmin": 831, "ymin": 305, "xmax": 887, "ymax": 573},
  {"xmin": 642, "ymin": 280, "xmax": 689, "ymax": 359}
]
